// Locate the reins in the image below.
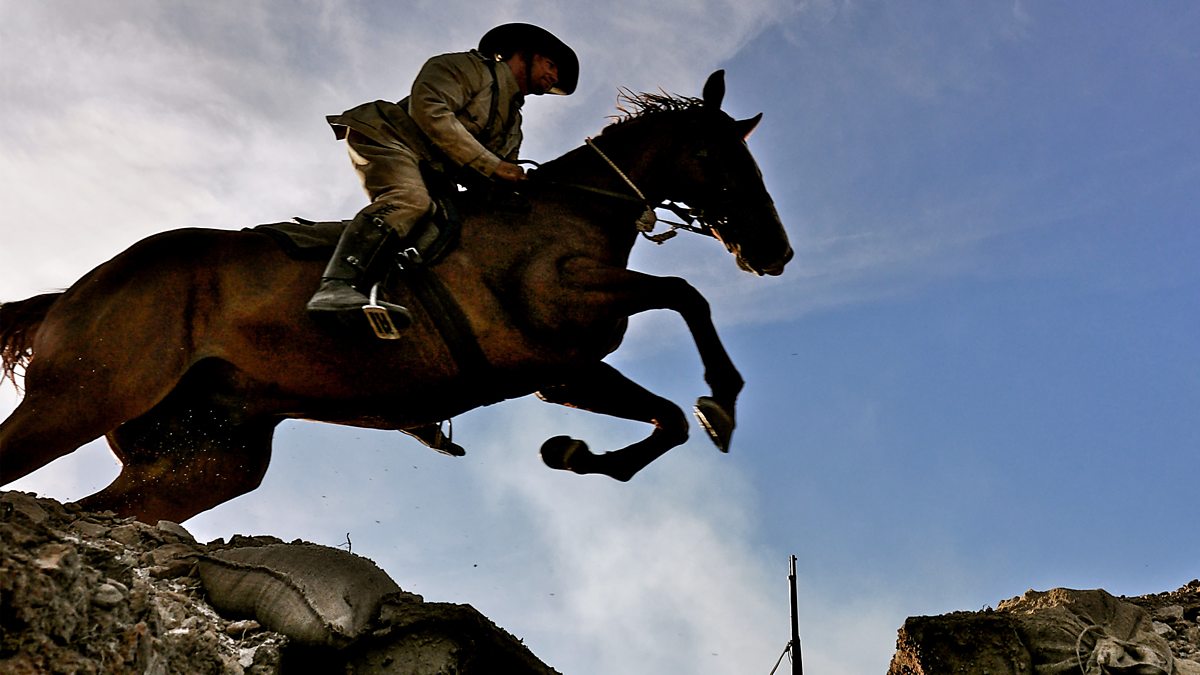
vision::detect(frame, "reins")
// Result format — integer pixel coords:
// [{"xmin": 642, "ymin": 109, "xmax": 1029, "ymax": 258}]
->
[{"xmin": 520, "ymin": 138, "xmax": 717, "ymax": 245}]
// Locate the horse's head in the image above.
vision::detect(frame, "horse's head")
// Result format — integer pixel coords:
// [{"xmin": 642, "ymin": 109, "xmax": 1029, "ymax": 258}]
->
[{"xmin": 631, "ymin": 71, "xmax": 793, "ymax": 276}]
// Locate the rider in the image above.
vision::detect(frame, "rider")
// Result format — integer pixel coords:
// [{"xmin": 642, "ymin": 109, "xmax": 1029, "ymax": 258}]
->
[{"xmin": 307, "ymin": 23, "xmax": 579, "ymax": 324}]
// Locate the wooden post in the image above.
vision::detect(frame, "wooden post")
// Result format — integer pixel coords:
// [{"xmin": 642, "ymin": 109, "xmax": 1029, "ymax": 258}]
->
[{"xmin": 789, "ymin": 555, "xmax": 802, "ymax": 675}]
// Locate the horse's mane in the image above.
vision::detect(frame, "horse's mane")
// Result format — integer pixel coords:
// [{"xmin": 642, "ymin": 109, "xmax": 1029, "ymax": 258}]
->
[
  {"xmin": 535, "ymin": 88, "xmax": 707, "ymax": 175},
  {"xmin": 599, "ymin": 89, "xmax": 705, "ymax": 134}
]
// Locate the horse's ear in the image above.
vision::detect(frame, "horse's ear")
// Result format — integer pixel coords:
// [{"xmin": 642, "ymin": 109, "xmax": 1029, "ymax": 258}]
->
[
  {"xmin": 735, "ymin": 113, "xmax": 763, "ymax": 140},
  {"xmin": 703, "ymin": 70, "xmax": 725, "ymax": 109}
]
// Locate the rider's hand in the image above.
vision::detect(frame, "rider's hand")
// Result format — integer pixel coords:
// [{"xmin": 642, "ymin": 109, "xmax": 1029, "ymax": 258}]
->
[{"xmin": 493, "ymin": 161, "xmax": 527, "ymax": 183}]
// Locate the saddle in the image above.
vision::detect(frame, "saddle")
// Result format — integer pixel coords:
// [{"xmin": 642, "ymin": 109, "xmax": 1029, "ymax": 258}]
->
[
  {"xmin": 251, "ymin": 208, "xmax": 458, "ymax": 268},
  {"xmin": 250, "ymin": 162, "xmax": 472, "ymax": 265}
]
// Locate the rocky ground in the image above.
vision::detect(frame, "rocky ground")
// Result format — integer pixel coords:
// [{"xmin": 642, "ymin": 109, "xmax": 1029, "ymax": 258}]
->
[
  {"xmin": 1126, "ymin": 582, "xmax": 1200, "ymax": 664},
  {"xmin": 0, "ymin": 490, "xmax": 556, "ymax": 674}
]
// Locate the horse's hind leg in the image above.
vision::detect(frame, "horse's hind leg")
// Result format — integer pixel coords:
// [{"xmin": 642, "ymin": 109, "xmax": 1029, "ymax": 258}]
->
[
  {"xmin": 78, "ymin": 406, "xmax": 280, "ymax": 524},
  {"xmin": 0, "ymin": 399, "xmax": 100, "ymax": 485},
  {"xmin": 0, "ymin": 354, "xmax": 184, "ymax": 486},
  {"xmin": 1, "ymin": 281, "xmax": 195, "ymax": 486},
  {"xmin": 76, "ymin": 358, "xmax": 285, "ymax": 523},
  {"xmin": 535, "ymin": 362, "xmax": 690, "ymax": 482}
]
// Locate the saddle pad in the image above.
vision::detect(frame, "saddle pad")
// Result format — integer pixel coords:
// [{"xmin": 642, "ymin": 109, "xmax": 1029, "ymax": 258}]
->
[{"xmin": 249, "ymin": 219, "xmax": 346, "ymax": 260}]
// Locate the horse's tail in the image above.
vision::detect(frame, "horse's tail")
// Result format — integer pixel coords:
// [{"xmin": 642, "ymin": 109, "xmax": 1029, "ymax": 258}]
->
[{"xmin": 0, "ymin": 292, "xmax": 63, "ymax": 388}]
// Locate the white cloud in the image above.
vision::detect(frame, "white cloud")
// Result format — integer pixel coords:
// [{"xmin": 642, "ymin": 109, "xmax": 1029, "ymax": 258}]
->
[{"xmin": 433, "ymin": 399, "xmax": 789, "ymax": 674}]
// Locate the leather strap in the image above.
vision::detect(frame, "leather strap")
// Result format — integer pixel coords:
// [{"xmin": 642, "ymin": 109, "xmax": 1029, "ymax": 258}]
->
[{"xmin": 407, "ymin": 267, "xmax": 490, "ymax": 378}]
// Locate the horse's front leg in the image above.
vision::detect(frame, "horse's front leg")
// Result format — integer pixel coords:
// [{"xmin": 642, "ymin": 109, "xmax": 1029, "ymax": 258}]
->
[
  {"xmin": 560, "ymin": 258, "xmax": 743, "ymax": 451},
  {"xmin": 536, "ymin": 362, "xmax": 689, "ymax": 481}
]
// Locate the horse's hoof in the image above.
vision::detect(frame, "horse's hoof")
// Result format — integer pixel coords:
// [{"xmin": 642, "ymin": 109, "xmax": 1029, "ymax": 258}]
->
[
  {"xmin": 694, "ymin": 397, "xmax": 734, "ymax": 453},
  {"xmin": 540, "ymin": 435, "xmax": 589, "ymax": 472}
]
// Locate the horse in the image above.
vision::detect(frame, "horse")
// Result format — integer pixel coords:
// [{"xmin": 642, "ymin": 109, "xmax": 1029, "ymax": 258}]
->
[{"xmin": 0, "ymin": 70, "xmax": 792, "ymax": 523}]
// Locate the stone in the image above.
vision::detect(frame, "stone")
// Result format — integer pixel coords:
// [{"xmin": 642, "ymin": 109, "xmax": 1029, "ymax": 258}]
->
[
  {"xmin": 34, "ymin": 542, "xmax": 76, "ymax": 571},
  {"xmin": 156, "ymin": 520, "xmax": 196, "ymax": 543},
  {"xmin": 93, "ymin": 582, "xmax": 126, "ymax": 608},
  {"xmin": 108, "ymin": 522, "xmax": 154, "ymax": 547},
  {"xmin": 1, "ymin": 491, "xmax": 48, "ymax": 525},
  {"xmin": 1153, "ymin": 620, "xmax": 1177, "ymax": 638},
  {"xmin": 226, "ymin": 619, "xmax": 263, "ymax": 636},
  {"xmin": 69, "ymin": 519, "xmax": 111, "ymax": 538},
  {"xmin": 1155, "ymin": 604, "xmax": 1186, "ymax": 623}
]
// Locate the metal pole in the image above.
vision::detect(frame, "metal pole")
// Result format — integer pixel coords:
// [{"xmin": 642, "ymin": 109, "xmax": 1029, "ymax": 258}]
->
[{"xmin": 789, "ymin": 555, "xmax": 802, "ymax": 675}]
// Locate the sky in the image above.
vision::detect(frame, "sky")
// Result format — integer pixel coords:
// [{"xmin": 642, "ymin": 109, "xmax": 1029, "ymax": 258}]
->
[{"xmin": 2, "ymin": 1, "xmax": 1198, "ymax": 673}]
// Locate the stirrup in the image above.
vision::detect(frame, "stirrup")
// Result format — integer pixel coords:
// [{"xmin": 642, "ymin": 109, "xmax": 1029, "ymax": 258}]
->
[{"xmin": 362, "ymin": 283, "xmax": 404, "ymax": 340}]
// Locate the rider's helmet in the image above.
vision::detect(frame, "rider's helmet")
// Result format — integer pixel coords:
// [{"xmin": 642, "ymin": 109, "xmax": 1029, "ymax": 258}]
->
[{"xmin": 478, "ymin": 23, "xmax": 579, "ymax": 95}]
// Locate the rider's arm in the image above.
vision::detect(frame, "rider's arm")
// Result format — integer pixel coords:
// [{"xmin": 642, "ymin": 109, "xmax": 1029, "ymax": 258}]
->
[{"xmin": 409, "ymin": 53, "xmax": 504, "ymax": 178}]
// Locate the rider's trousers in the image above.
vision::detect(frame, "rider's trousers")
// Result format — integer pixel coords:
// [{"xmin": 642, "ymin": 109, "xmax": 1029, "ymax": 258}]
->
[{"xmin": 344, "ymin": 129, "xmax": 432, "ymax": 241}]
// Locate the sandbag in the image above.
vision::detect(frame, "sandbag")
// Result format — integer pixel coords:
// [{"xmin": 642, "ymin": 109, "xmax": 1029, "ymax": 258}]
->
[
  {"xmin": 999, "ymin": 588, "xmax": 1178, "ymax": 674},
  {"xmin": 197, "ymin": 543, "xmax": 402, "ymax": 647}
]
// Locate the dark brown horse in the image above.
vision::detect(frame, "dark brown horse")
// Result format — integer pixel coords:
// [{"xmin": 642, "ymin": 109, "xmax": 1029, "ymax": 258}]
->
[{"xmin": 0, "ymin": 71, "xmax": 791, "ymax": 523}]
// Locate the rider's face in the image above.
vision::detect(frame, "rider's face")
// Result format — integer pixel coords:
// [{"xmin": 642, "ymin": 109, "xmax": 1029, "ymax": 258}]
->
[{"xmin": 527, "ymin": 53, "xmax": 559, "ymax": 95}]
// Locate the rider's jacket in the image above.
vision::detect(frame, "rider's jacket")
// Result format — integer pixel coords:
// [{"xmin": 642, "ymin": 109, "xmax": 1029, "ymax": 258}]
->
[{"xmin": 327, "ymin": 50, "xmax": 524, "ymax": 179}]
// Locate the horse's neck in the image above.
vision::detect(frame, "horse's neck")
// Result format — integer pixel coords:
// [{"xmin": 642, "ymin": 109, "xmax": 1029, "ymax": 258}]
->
[{"xmin": 540, "ymin": 125, "xmax": 671, "ymax": 204}]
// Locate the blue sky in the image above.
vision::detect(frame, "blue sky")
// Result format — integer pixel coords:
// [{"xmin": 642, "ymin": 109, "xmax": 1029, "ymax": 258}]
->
[{"xmin": 2, "ymin": 2, "xmax": 1197, "ymax": 673}]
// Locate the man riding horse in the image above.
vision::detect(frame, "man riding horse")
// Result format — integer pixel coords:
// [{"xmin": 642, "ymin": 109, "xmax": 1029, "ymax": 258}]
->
[
  {"xmin": 307, "ymin": 23, "xmax": 579, "ymax": 326},
  {"xmin": 0, "ymin": 62, "xmax": 791, "ymax": 523}
]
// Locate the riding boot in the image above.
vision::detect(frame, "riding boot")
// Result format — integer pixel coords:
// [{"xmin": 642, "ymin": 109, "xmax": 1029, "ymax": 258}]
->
[{"xmin": 306, "ymin": 209, "xmax": 412, "ymax": 328}]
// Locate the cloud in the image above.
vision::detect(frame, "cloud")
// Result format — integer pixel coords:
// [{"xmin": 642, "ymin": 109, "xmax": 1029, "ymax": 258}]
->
[{"xmin": 441, "ymin": 399, "xmax": 789, "ymax": 674}]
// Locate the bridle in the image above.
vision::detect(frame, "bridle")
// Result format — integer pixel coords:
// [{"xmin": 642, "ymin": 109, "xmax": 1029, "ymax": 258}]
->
[
  {"xmin": 523, "ymin": 137, "xmax": 728, "ymax": 245},
  {"xmin": 582, "ymin": 137, "xmax": 722, "ymax": 244}
]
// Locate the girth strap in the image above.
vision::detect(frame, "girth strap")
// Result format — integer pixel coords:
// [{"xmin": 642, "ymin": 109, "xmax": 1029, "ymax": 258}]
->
[{"xmin": 405, "ymin": 267, "xmax": 490, "ymax": 378}]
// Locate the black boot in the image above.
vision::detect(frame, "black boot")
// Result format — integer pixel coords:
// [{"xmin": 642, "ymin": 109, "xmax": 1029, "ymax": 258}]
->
[{"xmin": 306, "ymin": 209, "xmax": 412, "ymax": 330}]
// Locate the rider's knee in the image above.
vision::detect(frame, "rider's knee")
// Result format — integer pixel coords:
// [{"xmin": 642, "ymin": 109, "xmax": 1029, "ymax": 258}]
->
[{"xmin": 365, "ymin": 193, "xmax": 433, "ymax": 237}]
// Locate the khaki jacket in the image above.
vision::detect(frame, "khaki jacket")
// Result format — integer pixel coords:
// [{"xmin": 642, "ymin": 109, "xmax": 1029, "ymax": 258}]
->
[{"xmin": 327, "ymin": 50, "xmax": 524, "ymax": 178}]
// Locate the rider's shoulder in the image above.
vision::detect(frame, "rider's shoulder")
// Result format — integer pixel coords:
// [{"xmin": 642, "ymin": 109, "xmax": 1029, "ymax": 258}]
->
[{"xmin": 421, "ymin": 50, "xmax": 491, "ymax": 73}]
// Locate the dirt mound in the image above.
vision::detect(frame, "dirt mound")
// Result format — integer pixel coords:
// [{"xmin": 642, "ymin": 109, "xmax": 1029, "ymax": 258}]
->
[
  {"xmin": 889, "ymin": 582, "xmax": 1200, "ymax": 674},
  {"xmin": 0, "ymin": 490, "xmax": 557, "ymax": 674}
]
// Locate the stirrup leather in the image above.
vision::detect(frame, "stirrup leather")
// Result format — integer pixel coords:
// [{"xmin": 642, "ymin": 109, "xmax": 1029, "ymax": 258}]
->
[{"xmin": 362, "ymin": 283, "xmax": 403, "ymax": 340}]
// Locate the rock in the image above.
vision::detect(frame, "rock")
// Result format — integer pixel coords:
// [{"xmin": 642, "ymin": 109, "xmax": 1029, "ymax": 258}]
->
[
  {"xmin": 157, "ymin": 519, "xmax": 196, "ymax": 543},
  {"xmin": 93, "ymin": 582, "xmax": 127, "ymax": 608},
  {"xmin": 69, "ymin": 518, "xmax": 111, "ymax": 538},
  {"xmin": 109, "ymin": 521, "xmax": 154, "ymax": 546},
  {"xmin": 34, "ymin": 542, "xmax": 76, "ymax": 571},
  {"xmin": 889, "ymin": 612, "xmax": 1030, "ymax": 675},
  {"xmin": 1157, "ymin": 605, "xmax": 1188, "ymax": 623},
  {"xmin": 1, "ymin": 491, "xmax": 48, "ymax": 524},
  {"xmin": 226, "ymin": 620, "xmax": 263, "ymax": 637},
  {"xmin": 1155, "ymin": 620, "xmax": 1179, "ymax": 638}
]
